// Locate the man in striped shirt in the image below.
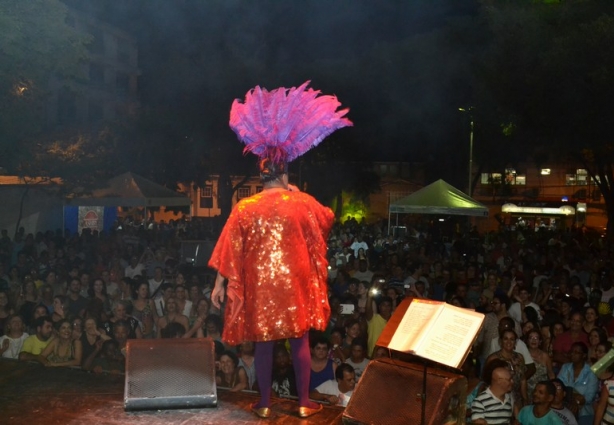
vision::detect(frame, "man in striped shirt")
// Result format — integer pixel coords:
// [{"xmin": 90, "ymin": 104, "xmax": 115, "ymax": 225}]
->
[{"xmin": 471, "ymin": 359, "xmax": 515, "ymax": 424}]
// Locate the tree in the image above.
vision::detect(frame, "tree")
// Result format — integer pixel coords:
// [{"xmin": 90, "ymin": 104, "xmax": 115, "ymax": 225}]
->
[
  {"xmin": 474, "ymin": 0, "xmax": 614, "ymax": 239},
  {"xmin": 0, "ymin": 0, "xmax": 89, "ymax": 168}
]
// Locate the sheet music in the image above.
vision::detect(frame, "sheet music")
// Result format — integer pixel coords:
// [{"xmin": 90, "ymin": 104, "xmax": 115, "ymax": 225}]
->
[
  {"xmin": 388, "ymin": 299, "xmax": 440, "ymax": 352},
  {"xmin": 416, "ymin": 305, "xmax": 483, "ymax": 368}
]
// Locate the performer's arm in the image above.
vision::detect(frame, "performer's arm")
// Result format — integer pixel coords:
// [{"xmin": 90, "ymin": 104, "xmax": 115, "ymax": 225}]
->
[{"xmin": 211, "ymin": 272, "xmax": 226, "ymax": 309}]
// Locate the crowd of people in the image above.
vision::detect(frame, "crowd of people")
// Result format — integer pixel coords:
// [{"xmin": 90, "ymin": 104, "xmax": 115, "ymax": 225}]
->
[{"xmin": 2, "ymin": 216, "xmax": 614, "ymax": 421}]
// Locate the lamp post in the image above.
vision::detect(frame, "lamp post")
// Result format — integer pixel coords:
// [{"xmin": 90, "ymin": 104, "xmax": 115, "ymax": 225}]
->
[{"xmin": 459, "ymin": 107, "xmax": 474, "ymax": 196}]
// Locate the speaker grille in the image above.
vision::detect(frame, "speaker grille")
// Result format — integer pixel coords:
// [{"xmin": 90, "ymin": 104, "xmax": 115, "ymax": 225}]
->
[
  {"xmin": 343, "ymin": 358, "xmax": 467, "ymax": 425},
  {"xmin": 124, "ymin": 338, "xmax": 218, "ymax": 410}
]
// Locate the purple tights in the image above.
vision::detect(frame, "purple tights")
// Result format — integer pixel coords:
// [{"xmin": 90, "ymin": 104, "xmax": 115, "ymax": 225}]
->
[{"xmin": 254, "ymin": 333, "xmax": 317, "ymax": 408}]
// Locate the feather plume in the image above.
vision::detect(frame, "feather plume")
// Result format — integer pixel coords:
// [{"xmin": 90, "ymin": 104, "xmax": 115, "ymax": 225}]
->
[{"xmin": 229, "ymin": 81, "xmax": 352, "ymax": 162}]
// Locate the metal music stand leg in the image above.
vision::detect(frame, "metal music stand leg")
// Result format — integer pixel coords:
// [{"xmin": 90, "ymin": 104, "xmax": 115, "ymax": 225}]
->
[{"xmin": 421, "ymin": 359, "xmax": 427, "ymax": 425}]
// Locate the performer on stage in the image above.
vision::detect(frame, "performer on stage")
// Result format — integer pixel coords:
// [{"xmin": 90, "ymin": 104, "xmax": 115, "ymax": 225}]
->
[{"xmin": 209, "ymin": 81, "xmax": 351, "ymax": 419}]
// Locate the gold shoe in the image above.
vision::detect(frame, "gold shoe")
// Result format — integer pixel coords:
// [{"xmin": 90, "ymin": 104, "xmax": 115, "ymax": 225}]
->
[
  {"xmin": 298, "ymin": 403, "xmax": 323, "ymax": 418},
  {"xmin": 251, "ymin": 403, "xmax": 272, "ymax": 419}
]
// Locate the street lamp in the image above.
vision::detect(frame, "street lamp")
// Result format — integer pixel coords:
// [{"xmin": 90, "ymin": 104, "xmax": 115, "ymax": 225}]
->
[{"xmin": 459, "ymin": 107, "xmax": 474, "ymax": 196}]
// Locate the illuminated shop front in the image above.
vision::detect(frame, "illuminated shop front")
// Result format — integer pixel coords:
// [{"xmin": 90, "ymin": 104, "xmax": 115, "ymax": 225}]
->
[{"xmin": 500, "ymin": 202, "xmax": 586, "ymax": 230}]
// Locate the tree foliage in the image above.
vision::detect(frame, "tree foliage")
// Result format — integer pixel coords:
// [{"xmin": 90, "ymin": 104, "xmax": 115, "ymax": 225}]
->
[
  {"xmin": 0, "ymin": 0, "xmax": 89, "ymax": 165},
  {"xmin": 475, "ymin": 0, "xmax": 614, "ymax": 238}
]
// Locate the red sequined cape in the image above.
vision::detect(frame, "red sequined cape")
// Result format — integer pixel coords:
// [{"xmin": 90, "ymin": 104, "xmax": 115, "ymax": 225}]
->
[{"xmin": 208, "ymin": 189, "xmax": 334, "ymax": 345}]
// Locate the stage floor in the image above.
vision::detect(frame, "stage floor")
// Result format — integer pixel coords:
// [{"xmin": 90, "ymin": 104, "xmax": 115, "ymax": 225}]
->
[{"xmin": 0, "ymin": 360, "xmax": 345, "ymax": 425}]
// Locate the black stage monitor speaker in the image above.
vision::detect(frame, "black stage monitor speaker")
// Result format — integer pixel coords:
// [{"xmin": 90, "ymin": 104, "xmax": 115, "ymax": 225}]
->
[
  {"xmin": 342, "ymin": 357, "xmax": 467, "ymax": 425},
  {"xmin": 124, "ymin": 338, "xmax": 218, "ymax": 411}
]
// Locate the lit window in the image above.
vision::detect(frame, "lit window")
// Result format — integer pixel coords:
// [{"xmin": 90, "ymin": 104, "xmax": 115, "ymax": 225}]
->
[
  {"xmin": 541, "ymin": 169, "xmax": 551, "ymax": 175},
  {"xmin": 200, "ymin": 185, "xmax": 212, "ymax": 198},
  {"xmin": 566, "ymin": 169, "xmax": 589, "ymax": 186},
  {"xmin": 576, "ymin": 169, "xmax": 588, "ymax": 185},
  {"xmin": 481, "ymin": 173, "xmax": 502, "ymax": 185},
  {"xmin": 237, "ymin": 187, "xmax": 251, "ymax": 199},
  {"xmin": 515, "ymin": 175, "xmax": 526, "ymax": 185}
]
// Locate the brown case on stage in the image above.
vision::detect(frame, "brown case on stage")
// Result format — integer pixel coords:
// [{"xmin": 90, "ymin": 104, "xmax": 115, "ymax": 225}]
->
[
  {"xmin": 342, "ymin": 357, "xmax": 467, "ymax": 425},
  {"xmin": 342, "ymin": 299, "xmax": 472, "ymax": 425}
]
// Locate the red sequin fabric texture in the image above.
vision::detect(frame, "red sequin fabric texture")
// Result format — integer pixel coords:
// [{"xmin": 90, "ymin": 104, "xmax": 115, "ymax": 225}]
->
[{"xmin": 209, "ymin": 189, "xmax": 334, "ymax": 345}]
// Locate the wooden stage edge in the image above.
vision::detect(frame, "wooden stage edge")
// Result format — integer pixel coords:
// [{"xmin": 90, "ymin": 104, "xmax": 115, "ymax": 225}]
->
[{"xmin": 0, "ymin": 359, "xmax": 345, "ymax": 425}]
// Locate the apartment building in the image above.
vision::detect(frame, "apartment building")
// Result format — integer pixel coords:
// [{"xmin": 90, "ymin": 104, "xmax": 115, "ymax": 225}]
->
[
  {"xmin": 473, "ymin": 162, "xmax": 606, "ymax": 231},
  {"xmin": 46, "ymin": 9, "xmax": 140, "ymax": 128}
]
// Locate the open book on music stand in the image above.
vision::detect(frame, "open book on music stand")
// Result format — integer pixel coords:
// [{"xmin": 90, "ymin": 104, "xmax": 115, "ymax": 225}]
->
[{"xmin": 375, "ymin": 298, "xmax": 485, "ymax": 425}]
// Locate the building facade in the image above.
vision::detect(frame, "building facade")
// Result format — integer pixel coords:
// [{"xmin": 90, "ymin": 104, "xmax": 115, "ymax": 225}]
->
[
  {"xmin": 46, "ymin": 9, "xmax": 140, "ymax": 128},
  {"xmin": 473, "ymin": 162, "xmax": 606, "ymax": 232},
  {"xmin": 164, "ymin": 162, "xmax": 425, "ymax": 224}
]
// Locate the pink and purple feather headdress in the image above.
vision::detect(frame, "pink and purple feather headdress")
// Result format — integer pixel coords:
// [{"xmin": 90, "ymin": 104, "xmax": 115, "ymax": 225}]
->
[{"xmin": 229, "ymin": 81, "xmax": 352, "ymax": 164}]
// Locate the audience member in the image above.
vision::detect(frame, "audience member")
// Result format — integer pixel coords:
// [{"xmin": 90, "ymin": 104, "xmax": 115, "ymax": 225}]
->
[
  {"xmin": 103, "ymin": 300, "xmax": 142, "ymax": 339},
  {"xmin": 19, "ymin": 315, "xmax": 54, "ymax": 364},
  {"xmin": 557, "ymin": 342, "xmax": 598, "ymax": 425},
  {"xmin": 80, "ymin": 317, "xmax": 111, "ymax": 366},
  {"xmin": 552, "ymin": 312, "xmax": 589, "ymax": 367},
  {"xmin": 238, "ymin": 340, "xmax": 257, "ymax": 391},
  {"xmin": 587, "ymin": 327, "xmax": 608, "ymax": 365},
  {"xmin": 124, "ymin": 256, "xmax": 145, "ymax": 280},
  {"xmin": 471, "ymin": 359, "xmax": 516, "ymax": 424},
  {"xmin": 173, "ymin": 284, "xmax": 192, "ymax": 317},
  {"xmin": 271, "ymin": 342, "xmax": 297, "ymax": 398},
  {"xmin": 111, "ymin": 320, "xmax": 130, "ymax": 354},
  {"xmin": 40, "ymin": 319, "xmax": 82, "ymax": 368},
  {"xmin": 509, "ymin": 286, "xmax": 542, "ymax": 325},
  {"xmin": 309, "ymin": 363, "xmax": 356, "ymax": 407},
  {"xmin": 487, "ymin": 317, "xmax": 536, "ymax": 379},
  {"xmin": 516, "ymin": 380, "xmax": 562, "ymax": 424},
  {"xmin": 478, "ymin": 295, "xmax": 521, "ymax": 368},
  {"xmin": 549, "ymin": 378, "xmax": 578, "ymax": 425},
  {"xmin": 66, "ymin": 278, "xmax": 87, "ymax": 318},
  {"xmin": 216, "ymin": 350, "xmax": 248, "ymax": 392},
  {"xmin": 131, "ymin": 281, "xmax": 157, "ymax": 339},
  {"xmin": 366, "ymin": 292, "xmax": 393, "ymax": 358},
  {"xmin": 344, "ymin": 337, "xmax": 370, "ymax": 381},
  {"xmin": 148, "ymin": 266, "xmax": 166, "ymax": 298},
  {"xmin": 525, "ymin": 329, "xmax": 555, "ymax": 396},
  {"xmin": 309, "ymin": 335, "xmax": 337, "ymax": 392},
  {"xmin": 155, "ymin": 297, "xmax": 189, "ymax": 339},
  {"xmin": 83, "ymin": 339, "xmax": 125, "ymax": 374},
  {"xmin": 485, "ymin": 329, "xmax": 528, "ymax": 408},
  {"xmin": 0, "ymin": 289, "xmax": 14, "ymax": 337},
  {"xmin": 0, "ymin": 315, "xmax": 28, "ymax": 359}
]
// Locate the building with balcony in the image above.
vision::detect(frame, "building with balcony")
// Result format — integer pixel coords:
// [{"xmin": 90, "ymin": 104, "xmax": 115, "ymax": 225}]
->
[
  {"xmin": 156, "ymin": 161, "xmax": 426, "ymax": 225},
  {"xmin": 472, "ymin": 162, "xmax": 606, "ymax": 232}
]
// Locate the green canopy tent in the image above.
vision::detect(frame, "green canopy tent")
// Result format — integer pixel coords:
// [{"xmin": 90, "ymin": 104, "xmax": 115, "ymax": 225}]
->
[{"xmin": 388, "ymin": 179, "xmax": 488, "ymax": 234}]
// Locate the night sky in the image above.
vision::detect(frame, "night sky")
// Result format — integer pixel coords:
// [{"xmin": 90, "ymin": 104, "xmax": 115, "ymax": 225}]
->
[{"xmin": 66, "ymin": 0, "xmax": 481, "ymax": 185}]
